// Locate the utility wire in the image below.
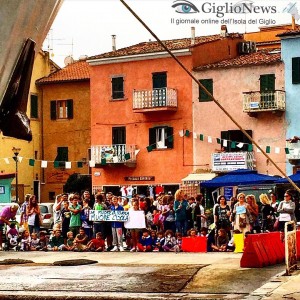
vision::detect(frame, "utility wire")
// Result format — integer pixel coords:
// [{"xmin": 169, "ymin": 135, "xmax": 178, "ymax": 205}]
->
[{"xmin": 120, "ymin": 0, "xmax": 300, "ymax": 192}]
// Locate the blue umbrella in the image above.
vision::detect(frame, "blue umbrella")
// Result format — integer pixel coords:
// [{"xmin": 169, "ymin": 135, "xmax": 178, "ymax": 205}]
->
[
  {"xmin": 275, "ymin": 170, "xmax": 300, "ymax": 184},
  {"xmin": 201, "ymin": 169, "xmax": 277, "ymax": 188}
]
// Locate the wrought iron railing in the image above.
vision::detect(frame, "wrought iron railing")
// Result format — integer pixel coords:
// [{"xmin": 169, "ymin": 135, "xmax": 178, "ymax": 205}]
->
[
  {"xmin": 133, "ymin": 88, "xmax": 177, "ymax": 109},
  {"xmin": 91, "ymin": 144, "xmax": 137, "ymax": 164},
  {"xmin": 243, "ymin": 90, "xmax": 285, "ymax": 112}
]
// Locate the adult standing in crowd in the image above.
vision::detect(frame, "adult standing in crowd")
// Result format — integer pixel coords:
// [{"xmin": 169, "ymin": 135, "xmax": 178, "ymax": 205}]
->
[
  {"xmin": 20, "ymin": 194, "xmax": 30, "ymax": 231},
  {"xmin": 174, "ymin": 189, "xmax": 188, "ymax": 236},
  {"xmin": 277, "ymin": 190, "xmax": 296, "ymax": 232},
  {"xmin": 194, "ymin": 194, "xmax": 207, "ymax": 232},
  {"xmin": 246, "ymin": 194, "xmax": 259, "ymax": 233},
  {"xmin": 26, "ymin": 195, "xmax": 41, "ymax": 234},
  {"xmin": 214, "ymin": 195, "xmax": 231, "ymax": 234},
  {"xmin": 259, "ymin": 193, "xmax": 275, "ymax": 232},
  {"xmin": 232, "ymin": 193, "xmax": 252, "ymax": 235},
  {"xmin": 0, "ymin": 204, "xmax": 19, "ymax": 249}
]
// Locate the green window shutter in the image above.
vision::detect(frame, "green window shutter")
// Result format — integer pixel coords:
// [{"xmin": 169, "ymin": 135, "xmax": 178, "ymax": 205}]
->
[
  {"xmin": 149, "ymin": 128, "xmax": 157, "ymax": 150},
  {"xmin": 67, "ymin": 99, "xmax": 73, "ymax": 119},
  {"xmin": 292, "ymin": 57, "xmax": 300, "ymax": 84},
  {"xmin": 112, "ymin": 77, "xmax": 124, "ymax": 99},
  {"xmin": 165, "ymin": 126, "xmax": 174, "ymax": 149},
  {"xmin": 50, "ymin": 101, "xmax": 56, "ymax": 120},
  {"xmin": 199, "ymin": 79, "xmax": 213, "ymax": 102},
  {"xmin": 260, "ymin": 74, "xmax": 275, "ymax": 91},
  {"xmin": 30, "ymin": 94, "xmax": 38, "ymax": 118}
]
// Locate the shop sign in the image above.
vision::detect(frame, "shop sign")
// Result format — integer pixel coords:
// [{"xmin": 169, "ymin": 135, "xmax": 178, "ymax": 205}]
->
[
  {"xmin": 212, "ymin": 152, "xmax": 251, "ymax": 172},
  {"xmin": 124, "ymin": 176, "xmax": 155, "ymax": 181}
]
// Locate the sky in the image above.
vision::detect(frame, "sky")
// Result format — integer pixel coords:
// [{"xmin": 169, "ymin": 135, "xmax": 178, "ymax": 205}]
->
[{"xmin": 43, "ymin": 0, "xmax": 300, "ymax": 67}]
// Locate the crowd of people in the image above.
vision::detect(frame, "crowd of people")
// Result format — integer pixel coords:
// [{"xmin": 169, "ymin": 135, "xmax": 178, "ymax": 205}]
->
[{"xmin": 0, "ymin": 188, "xmax": 298, "ymax": 252}]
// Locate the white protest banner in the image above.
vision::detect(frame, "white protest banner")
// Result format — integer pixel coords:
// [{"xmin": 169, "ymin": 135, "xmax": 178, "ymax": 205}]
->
[
  {"xmin": 89, "ymin": 210, "xmax": 129, "ymax": 222},
  {"xmin": 124, "ymin": 210, "xmax": 146, "ymax": 229}
]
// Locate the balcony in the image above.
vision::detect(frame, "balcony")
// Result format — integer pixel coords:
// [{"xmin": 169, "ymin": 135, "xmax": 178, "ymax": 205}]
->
[
  {"xmin": 243, "ymin": 90, "xmax": 285, "ymax": 114},
  {"xmin": 133, "ymin": 88, "xmax": 177, "ymax": 113},
  {"xmin": 212, "ymin": 151, "xmax": 256, "ymax": 172},
  {"xmin": 286, "ymin": 140, "xmax": 300, "ymax": 163},
  {"xmin": 91, "ymin": 144, "xmax": 137, "ymax": 167}
]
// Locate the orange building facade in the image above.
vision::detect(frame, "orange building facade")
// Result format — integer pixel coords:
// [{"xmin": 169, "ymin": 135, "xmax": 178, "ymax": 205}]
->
[{"xmin": 88, "ymin": 32, "xmax": 244, "ymax": 195}]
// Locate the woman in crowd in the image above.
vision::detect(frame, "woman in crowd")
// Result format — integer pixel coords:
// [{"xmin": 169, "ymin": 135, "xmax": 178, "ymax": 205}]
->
[
  {"xmin": 214, "ymin": 195, "xmax": 231, "ymax": 235},
  {"xmin": 26, "ymin": 195, "xmax": 41, "ymax": 234},
  {"xmin": 232, "ymin": 193, "xmax": 252, "ymax": 235},
  {"xmin": 174, "ymin": 189, "xmax": 188, "ymax": 236},
  {"xmin": 194, "ymin": 194, "xmax": 207, "ymax": 232},
  {"xmin": 259, "ymin": 193, "xmax": 275, "ymax": 232},
  {"xmin": 246, "ymin": 194, "xmax": 259, "ymax": 232},
  {"xmin": 277, "ymin": 190, "xmax": 296, "ymax": 232}
]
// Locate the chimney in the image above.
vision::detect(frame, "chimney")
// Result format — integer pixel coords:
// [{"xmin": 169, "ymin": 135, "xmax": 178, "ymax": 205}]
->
[
  {"xmin": 191, "ymin": 27, "xmax": 195, "ymax": 45},
  {"xmin": 220, "ymin": 25, "xmax": 228, "ymax": 37},
  {"xmin": 292, "ymin": 15, "xmax": 296, "ymax": 30},
  {"xmin": 112, "ymin": 35, "xmax": 116, "ymax": 51}
]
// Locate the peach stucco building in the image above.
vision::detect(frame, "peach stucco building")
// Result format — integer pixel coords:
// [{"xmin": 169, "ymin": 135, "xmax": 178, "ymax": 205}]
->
[{"xmin": 88, "ymin": 31, "xmax": 244, "ymax": 195}]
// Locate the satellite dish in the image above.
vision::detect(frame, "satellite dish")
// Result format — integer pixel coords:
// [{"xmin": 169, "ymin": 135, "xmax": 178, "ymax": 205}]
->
[
  {"xmin": 78, "ymin": 55, "xmax": 88, "ymax": 60},
  {"xmin": 64, "ymin": 55, "xmax": 74, "ymax": 66}
]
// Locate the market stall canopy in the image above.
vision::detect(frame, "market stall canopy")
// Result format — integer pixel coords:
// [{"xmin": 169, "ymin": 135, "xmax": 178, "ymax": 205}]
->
[
  {"xmin": 275, "ymin": 170, "xmax": 300, "ymax": 184},
  {"xmin": 182, "ymin": 173, "xmax": 217, "ymax": 184},
  {"xmin": 201, "ymin": 169, "xmax": 278, "ymax": 188}
]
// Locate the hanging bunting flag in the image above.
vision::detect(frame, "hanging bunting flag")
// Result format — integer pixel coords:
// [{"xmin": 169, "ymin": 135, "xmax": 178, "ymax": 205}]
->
[
  {"xmin": 65, "ymin": 162, "xmax": 71, "ymax": 169},
  {"xmin": 54, "ymin": 161, "xmax": 60, "ymax": 168},
  {"xmin": 101, "ymin": 158, "xmax": 107, "ymax": 165},
  {"xmin": 294, "ymin": 148, "xmax": 300, "ymax": 155},
  {"xmin": 275, "ymin": 147, "xmax": 280, "ymax": 154},
  {"xmin": 147, "ymin": 145, "xmax": 153, "ymax": 152},
  {"xmin": 124, "ymin": 153, "xmax": 130, "ymax": 160},
  {"xmin": 285, "ymin": 148, "xmax": 290, "ymax": 154},
  {"xmin": 193, "ymin": 132, "xmax": 198, "ymax": 139},
  {"xmin": 185, "ymin": 130, "xmax": 190, "ymax": 137},
  {"xmin": 89, "ymin": 160, "xmax": 96, "ymax": 167},
  {"xmin": 135, "ymin": 149, "xmax": 140, "ymax": 156},
  {"xmin": 4, "ymin": 158, "xmax": 10, "ymax": 164},
  {"xmin": 237, "ymin": 142, "xmax": 244, "ymax": 149},
  {"xmin": 266, "ymin": 146, "xmax": 271, "ymax": 154},
  {"xmin": 29, "ymin": 159, "xmax": 35, "ymax": 166},
  {"xmin": 231, "ymin": 141, "xmax": 236, "ymax": 148},
  {"xmin": 18, "ymin": 156, "xmax": 23, "ymax": 163},
  {"xmin": 216, "ymin": 138, "xmax": 221, "ymax": 144},
  {"xmin": 248, "ymin": 144, "xmax": 253, "ymax": 152},
  {"xmin": 77, "ymin": 161, "xmax": 83, "ymax": 168},
  {"xmin": 179, "ymin": 130, "xmax": 184, "ymax": 137},
  {"xmin": 113, "ymin": 156, "xmax": 119, "ymax": 163},
  {"xmin": 199, "ymin": 134, "xmax": 204, "ymax": 141},
  {"xmin": 257, "ymin": 147, "xmax": 262, "ymax": 153},
  {"xmin": 208, "ymin": 136, "xmax": 212, "ymax": 143},
  {"xmin": 223, "ymin": 140, "xmax": 228, "ymax": 147},
  {"xmin": 41, "ymin": 161, "xmax": 48, "ymax": 168}
]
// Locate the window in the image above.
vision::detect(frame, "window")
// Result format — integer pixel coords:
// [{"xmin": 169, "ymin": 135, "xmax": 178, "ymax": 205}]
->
[
  {"xmin": 292, "ymin": 57, "xmax": 300, "ymax": 84},
  {"xmin": 30, "ymin": 94, "xmax": 38, "ymax": 118},
  {"xmin": 54, "ymin": 147, "xmax": 68, "ymax": 167},
  {"xmin": 149, "ymin": 126, "xmax": 173, "ymax": 149},
  {"xmin": 152, "ymin": 72, "xmax": 167, "ymax": 89},
  {"xmin": 112, "ymin": 77, "xmax": 124, "ymax": 99},
  {"xmin": 260, "ymin": 74, "xmax": 275, "ymax": 105},
  {"xmin": 199, "ymin": 79, "xmax": 213, "ymax": 102},
  {"xmin": 221, "ymin": 130, "xmax": 252, "ymax": 152},
  {"xmin": 112, "ymin": 127, "xmax": 126, "ymax": 144},
  {"xmin": 50, "ymin": 99, "xmax": 73, "ymax": 120}
]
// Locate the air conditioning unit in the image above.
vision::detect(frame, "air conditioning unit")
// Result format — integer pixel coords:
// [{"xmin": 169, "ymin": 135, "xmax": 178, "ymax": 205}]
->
[{"xmin": 238, "ymin": 42, "xmax": 257, "ymax": 54}]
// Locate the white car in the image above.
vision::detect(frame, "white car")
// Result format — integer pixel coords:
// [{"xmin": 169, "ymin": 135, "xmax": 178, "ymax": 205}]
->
[{"xmin": 39, "ymin": 203, "xmax": 54, "ymax": 231}]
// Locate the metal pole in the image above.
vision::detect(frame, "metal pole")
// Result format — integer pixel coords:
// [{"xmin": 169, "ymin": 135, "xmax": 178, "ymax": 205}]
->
[{"xmin": 15, "ymin": 158, "xmax": 18, "ymax": 203}]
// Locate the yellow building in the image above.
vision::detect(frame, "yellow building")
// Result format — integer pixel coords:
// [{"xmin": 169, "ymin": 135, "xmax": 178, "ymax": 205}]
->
[
  {"xmin": 0, "ymin": 50, "xmax": 59, "ymax": 202},
  {"xmin": 36, "ymin": 60, "xmax": 90, "ymax": 201}
]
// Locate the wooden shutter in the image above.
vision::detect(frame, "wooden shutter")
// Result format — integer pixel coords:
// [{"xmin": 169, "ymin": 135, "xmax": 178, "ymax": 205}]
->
[
  {"xmin": 67, "ymin": 99, "xmax": 73, "ymax": 119},
  {"xmin": 50, "ymin": 101, "xmax": 56, "ymax": 120},
  {"xmin": 292, "ymin": 57, "xmax": 300, "ymax": 84},
  {"xmin": 260, "ymin": 74, "xmax": 275, "ymax": 91},
  {"xmin": 199, "ymin": 79, "xmax": 213, "ymax": 102},
  {"xmin": 112, "ymin": 127, "xmax": 126, "ymax": 144},
  {"xmin": 30, "ymin": 94, "xmax": 38, "ymax": 118},
  {"xmin": 166, "ymin": 126, "xmax": 174, "ymax": 149},
  {"xmin": 149, "ymin": 128, "xmax": 157, "ymax": 149}
]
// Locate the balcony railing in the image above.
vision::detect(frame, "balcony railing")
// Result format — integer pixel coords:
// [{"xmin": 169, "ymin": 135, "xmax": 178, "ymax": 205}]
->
[
  {"xmin": 133, "ymin": 88, "xmax": 177, "ymax": 112},
  {"xmin": 243, "ymin": 90, "xmax": 285, "ymax": 113},
  {"xmin": 286, "ymin": 141, "xmax": 300, "ymax": 161},
  {"xmin": 91, "ymin": 144, "xmax": 137, "ymax": 164},
  {"xmin": 212, "ymin": 151, "xmax": 256, "ymax": 172}
]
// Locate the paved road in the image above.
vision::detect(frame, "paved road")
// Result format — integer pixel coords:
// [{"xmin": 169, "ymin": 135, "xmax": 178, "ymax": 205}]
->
[{"xmin": 0, "ymin": 251, "xmax": 286, "ymax": 299}]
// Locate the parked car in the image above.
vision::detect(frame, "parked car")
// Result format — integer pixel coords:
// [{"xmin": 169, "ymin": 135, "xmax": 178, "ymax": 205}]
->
[{"xmin": 38, "ymin": 203, "xmax": 54, "ymax": 231}]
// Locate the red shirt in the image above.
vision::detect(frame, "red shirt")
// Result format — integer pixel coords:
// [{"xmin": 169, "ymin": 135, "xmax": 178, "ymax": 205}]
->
[{"xmin": 91, "ymin": 238, "xmax": 105, "ymax": 249}]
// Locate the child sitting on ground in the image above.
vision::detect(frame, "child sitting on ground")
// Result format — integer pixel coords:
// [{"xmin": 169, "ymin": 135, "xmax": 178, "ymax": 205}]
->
[
  {"xmin": 20, "ymin": 230, "xmax": 31, "ymax": 251},
  {"xmin": 30, "ymin": 232, "xmax": 40, "ymax": 251},
  {"xmin": 162, "ymin": 230, "xmax": 177, "ymax": 252},
  {"xmin": 47, "ymin": 229, "xmax": 65, "ymax": 251},
  {"xmin": 86, "ymin": 232, "xmax": 105, "ymax": 252},
  {"xmin": 65, "ymin": 231, "xmax": 75, "ymax": 251},
  {"xmin": 37, "ymin": 231, "xmax": 48, "ymax": 251},
  {"xmin": 173, "ymin": 232, "xmax": 183, "ymax": 252},
  {"xmin": 211, "ymin": 229, "xmax": 229, "ymax": 252},
  {"xmin": 74, "ymin": 227, "xmax": 88, "ymax": 251},
  {"xmin": 137, "ymin": 229, "xmax": 153, "ymax": 252},
  {"xmin": 153, "ymin": 231, "xmax": 165, "ymax": 252}
]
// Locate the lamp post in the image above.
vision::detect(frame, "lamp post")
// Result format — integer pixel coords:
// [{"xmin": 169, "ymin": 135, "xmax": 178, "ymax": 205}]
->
[{"xmin": 12, "ymin": 147, "xmax": 21, "ymax": 202}]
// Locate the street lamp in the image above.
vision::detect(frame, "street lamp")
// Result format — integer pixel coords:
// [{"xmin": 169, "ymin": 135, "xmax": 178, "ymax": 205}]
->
[{"xmin": 12, "ymin": 147, "xmax": 21, "ymax": 202}]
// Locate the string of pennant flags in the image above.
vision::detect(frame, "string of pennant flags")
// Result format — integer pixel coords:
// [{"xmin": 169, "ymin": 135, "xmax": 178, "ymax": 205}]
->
[{"xmin": 0, "ymin": 129, "xmax": 292, "ymax": 169}]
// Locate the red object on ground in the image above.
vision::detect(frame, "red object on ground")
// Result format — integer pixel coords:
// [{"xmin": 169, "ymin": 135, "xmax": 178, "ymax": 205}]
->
[{"xmin": 182, "ymin": 236, "xmax": 207, "ymax": 252}]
